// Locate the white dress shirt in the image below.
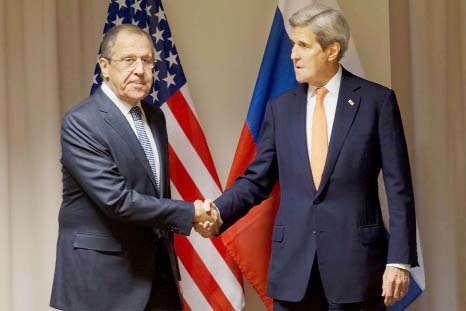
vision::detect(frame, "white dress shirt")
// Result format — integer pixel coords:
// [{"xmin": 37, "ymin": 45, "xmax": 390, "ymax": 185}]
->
[
  {"xmin": 101, "ymin": 83, "xmax": 161, "ymax": 188},
  {"xmin": 304, "ymin": 66, "xmax": 410, "ymax": 271}
]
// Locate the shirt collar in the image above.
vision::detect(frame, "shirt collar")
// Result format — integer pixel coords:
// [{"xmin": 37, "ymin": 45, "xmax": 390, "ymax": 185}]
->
[
  {"xmin": 307, "ymin": 65, "xmax": 342, "ymax": 100},
  {"xmin": 101, "ymin": 82, "xmax": 141, "ymax": 116}
]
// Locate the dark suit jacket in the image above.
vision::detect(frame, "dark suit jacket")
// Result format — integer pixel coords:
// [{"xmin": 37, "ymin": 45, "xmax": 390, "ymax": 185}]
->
[
  {"xmin": 215, "ymin": 68, "xmax": 418, "ymax": 303},
  {"xmin": 50, "ymin": 87, "xmax": 194, "ymax": 311}
]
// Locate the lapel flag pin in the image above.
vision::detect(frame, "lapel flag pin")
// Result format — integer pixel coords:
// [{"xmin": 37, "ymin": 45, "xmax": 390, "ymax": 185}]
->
[{"xmin": 348, "ymin": 99, "xmax": 355, "ymax": 106}]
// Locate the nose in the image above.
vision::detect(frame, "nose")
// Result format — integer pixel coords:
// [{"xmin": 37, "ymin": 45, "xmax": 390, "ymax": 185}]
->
[
  {"xmin": 290, "ymin": 45, "xmax": 298, "ymax": 61},
  {"xmin": 133, "ymin": 59, "xmax": 145, "ymax": 75}
]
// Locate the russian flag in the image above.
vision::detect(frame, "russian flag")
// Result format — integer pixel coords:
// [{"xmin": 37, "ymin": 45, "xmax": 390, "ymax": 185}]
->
[{"xmin": 220, "ymin": 1, "xmax": 425, "ymax": 310}]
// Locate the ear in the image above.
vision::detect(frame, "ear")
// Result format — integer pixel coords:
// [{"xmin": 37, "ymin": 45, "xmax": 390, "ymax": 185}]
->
[
  {"xmin": 326, "ymin": 42, "xmax": 341, "ymax": 62},
  {"xmin": 99, "ymin": 58, "xmax": 111, "ymax": 81}
]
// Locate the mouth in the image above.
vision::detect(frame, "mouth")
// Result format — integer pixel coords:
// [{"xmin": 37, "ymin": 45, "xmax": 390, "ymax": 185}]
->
[{"xmin": 128, "ymin": 81, "xmax": 146, "ymax": 88}]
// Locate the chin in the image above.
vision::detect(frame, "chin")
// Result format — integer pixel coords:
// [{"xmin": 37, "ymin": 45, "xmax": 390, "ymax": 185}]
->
[
  {"xmin": 294, "ymin": 72, "xmax": 307, "ymax": 84},
  {"xmin": 295, "ymin": 76, "xmax": 307, "ymax": 84},
  {"xmin": 127, "ymin": 91, "xmax": 149, "ymax": 102}
]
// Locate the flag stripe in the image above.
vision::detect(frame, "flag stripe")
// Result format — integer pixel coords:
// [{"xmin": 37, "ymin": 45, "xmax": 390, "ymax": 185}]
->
[
  {"xmin": 222, "ymin": 185, "xmax": 281, "ymax": 311},
  {"xmin": 175, "ymin": 236, "xmax": 235, "ymax": 311},
  {"xmin": 245, "ymin": 8, "xmax": 297, "ymax": 141},
  {"xmin": 169, "ymin": 140, "xmax": 230, "ymax": 310},
  {"xmin": 179, "ymin": 85, "xmax": 197, "ymax": 114},
  {"xmin": 209, "ymin": 237, "xmax": 244, "ymax": 285},
  {"xmin": 166, "ymin": 90, "xmax": 222, "ymax": 190},
  {"xmin": 169, "ymin": 166, "xmax": 242, "ymax": 286},
  {"xmin": 187, "ymin": 233, "xmax": 244, "ymax": 306},
  {"xmin": 163, "ymin": 106, "xmax": 222, "ymax": 198},
  {"xmin": 169, "ymin": 145, "xmax": 244, "ymax": 309},
  {"xmin": 178, "ymin": 261, "xmax": 213, "ymax": 311},
  {"xmin": 182, "ymin": 298, "xmax": 193, "ymax": 311},
  {"xmin": 168, "ymin": 143, "xmax": 203, "ymax": 201},
  {"xmin": 226, "ymin": 125, "xmax": 257, "ymax": 187}
]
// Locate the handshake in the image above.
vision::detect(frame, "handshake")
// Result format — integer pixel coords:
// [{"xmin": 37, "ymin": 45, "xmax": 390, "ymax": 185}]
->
[{"xmin": 192, "ymin": 199, "xmax": 223, "ymax": 238}]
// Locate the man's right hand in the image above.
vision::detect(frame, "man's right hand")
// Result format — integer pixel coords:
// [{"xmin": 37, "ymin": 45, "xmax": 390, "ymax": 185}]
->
[
  {"xmin": 193, "ymin": 199, "xmax": 223, "ymax": 237},
  {"xmin": 193, "ymin": 199, "xmax": 213, "ymax": 223}
]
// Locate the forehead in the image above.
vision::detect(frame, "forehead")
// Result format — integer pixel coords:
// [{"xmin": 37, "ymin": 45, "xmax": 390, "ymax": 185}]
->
[
  {"xmin": 290, "ymin": 26, "xmax": 316, "ymax": 43},
  {"xmin": 112, "ymin": 31, "xmax": 153, "ymax": 56}
]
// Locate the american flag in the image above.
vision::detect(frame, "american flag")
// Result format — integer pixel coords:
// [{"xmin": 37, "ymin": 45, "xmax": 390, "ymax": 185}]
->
[{"xmin": 91, "ymin": 1, "xmax": 245, "ymax": 310}]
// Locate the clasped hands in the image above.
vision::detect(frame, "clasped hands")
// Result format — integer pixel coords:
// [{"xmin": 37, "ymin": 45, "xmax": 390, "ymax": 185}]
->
[{"xmin": 193, "ymin": 199, "xmax": 223, "ymax": 238}]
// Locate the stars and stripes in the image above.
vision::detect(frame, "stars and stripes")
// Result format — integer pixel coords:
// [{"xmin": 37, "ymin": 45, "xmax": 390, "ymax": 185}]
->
[{"xmin": 91, "ymin": 1, "xmax": 245, "ymax": 310}]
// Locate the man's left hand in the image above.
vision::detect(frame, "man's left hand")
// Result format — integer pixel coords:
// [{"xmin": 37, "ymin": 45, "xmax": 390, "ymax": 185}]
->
[{"xmin": 382, "ymin": 266, "xmax": 410, "ymax": 306}]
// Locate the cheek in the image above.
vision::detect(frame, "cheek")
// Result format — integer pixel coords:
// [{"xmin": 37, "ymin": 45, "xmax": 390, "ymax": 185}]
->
[
  {"xmin": 123, "ymin": 72, "xmax": 134, "ymax": 83},
  {"xmin": 304, "ymin": 49, "xmax": 321, "ymax": 66},
  {"xmin": 302, "ymin": 58, "xmax": 315, "ymax": 73}
]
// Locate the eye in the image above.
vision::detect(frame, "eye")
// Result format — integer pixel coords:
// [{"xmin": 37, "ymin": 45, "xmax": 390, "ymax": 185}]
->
[
  {"xmin": 141, "ymin": 57, "xmax": 154, "ymax": 64},
  {"xmin": 123, "ymin": 57, "xmax": 136, "ymax": 65}
]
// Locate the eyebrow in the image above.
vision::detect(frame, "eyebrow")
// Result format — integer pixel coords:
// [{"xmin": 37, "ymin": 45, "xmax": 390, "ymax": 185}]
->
[{"xmin": 118, "ymin": 53, "xmax": 154, "ymax": 58}]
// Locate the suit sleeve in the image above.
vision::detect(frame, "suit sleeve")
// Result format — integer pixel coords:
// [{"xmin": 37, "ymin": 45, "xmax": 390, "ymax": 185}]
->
[
  {"xmin": 215, "ymin": 102, "xmax": 279, "ymax": 231},
  {"xmin": 60, "ymin": 111, "xmax": 194, "ymax": 236},
  {"xmin": 378, "ymin": 90, "xmax": 418, "ymax": 266}
]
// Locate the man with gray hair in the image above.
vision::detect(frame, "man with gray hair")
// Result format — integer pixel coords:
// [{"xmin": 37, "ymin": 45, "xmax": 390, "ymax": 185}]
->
[
  {"xmin": 198, "ymin": 3, "xmax": 418, "ymax": 310},
  {"xmin": 50, "ymin": 24, "xmax": 218, "ymax": 311}
]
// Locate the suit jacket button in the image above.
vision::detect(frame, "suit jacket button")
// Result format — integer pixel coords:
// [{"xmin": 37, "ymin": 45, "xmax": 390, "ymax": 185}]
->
[
  {"xmin": 312, "ymin": 230, "xmax": 317, "ymax": 235},
  {"xmin": 314, "ymin": 198, "xmax": 321, "ymax": 204}
]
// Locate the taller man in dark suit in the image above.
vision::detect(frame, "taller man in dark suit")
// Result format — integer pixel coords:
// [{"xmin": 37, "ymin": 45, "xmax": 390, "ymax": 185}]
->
[
  {"xmin": 50, "ymin": 25, "xmax": 216, "ymax": 311},
  {"xmin": 197, "ymin": 4, "xmax": 418, "ymax": 311}
]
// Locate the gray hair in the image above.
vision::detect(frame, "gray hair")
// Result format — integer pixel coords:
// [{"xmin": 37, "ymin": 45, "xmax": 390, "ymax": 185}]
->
[
  {"xmin": 289, "ymin": 3, "xmax": 350, "ymax": 60},
  {"xmin": 100, "ymin": 24, "xmax": 153, "ymax": 59}
]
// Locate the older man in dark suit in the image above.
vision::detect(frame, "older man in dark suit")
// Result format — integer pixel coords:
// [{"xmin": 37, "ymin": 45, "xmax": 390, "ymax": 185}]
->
[
  {"xmin": 198, "ymin": 4, "xmax": 418, "ymax": 311},
  {"xmin": 50, "ymin": 24, "xmax": 216, "ymax": 311}
]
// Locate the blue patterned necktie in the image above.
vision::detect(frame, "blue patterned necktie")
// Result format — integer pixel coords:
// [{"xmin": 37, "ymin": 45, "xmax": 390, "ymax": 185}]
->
[{"xmin": 130, "ymin": 106, "xmax": 159, "ymax": 190}]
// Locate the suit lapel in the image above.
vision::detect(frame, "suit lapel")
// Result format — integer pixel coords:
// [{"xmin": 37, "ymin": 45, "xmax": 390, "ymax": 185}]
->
[
  {"xmin": 291, "ymin": 84, "xmax": 319, "ymax": 191},
  {"xmin": 95, "ymin": 88, "xmax": 159, "ymax": 193},
  {"xmin": 315, "ymin": 69, "xmax": 361, "ymax": 198}
]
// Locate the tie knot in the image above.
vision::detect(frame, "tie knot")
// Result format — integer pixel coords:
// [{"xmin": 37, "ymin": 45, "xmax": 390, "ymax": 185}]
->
[
  {"xmin": 130, "ymin": 106, "xmax": 142, "ymax": 121},
  {"xmin": 315, "ymin": 87, "xmax": 328, "ymax": 101}
]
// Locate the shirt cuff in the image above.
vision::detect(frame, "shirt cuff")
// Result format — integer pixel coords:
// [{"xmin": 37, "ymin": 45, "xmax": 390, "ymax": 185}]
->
[{"xmin": 386, "ymin": 263, "xmax": 411, "ymax": 271}]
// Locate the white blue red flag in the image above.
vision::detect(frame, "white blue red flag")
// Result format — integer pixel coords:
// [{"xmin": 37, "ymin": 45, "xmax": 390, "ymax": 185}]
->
[
  {"xmin": 91, "ymin": 1, "xmax": 245, "ymax": 310},
  {"xmin": 220, "ymin": 1, "xmax": 425, "ymax": 310}
]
